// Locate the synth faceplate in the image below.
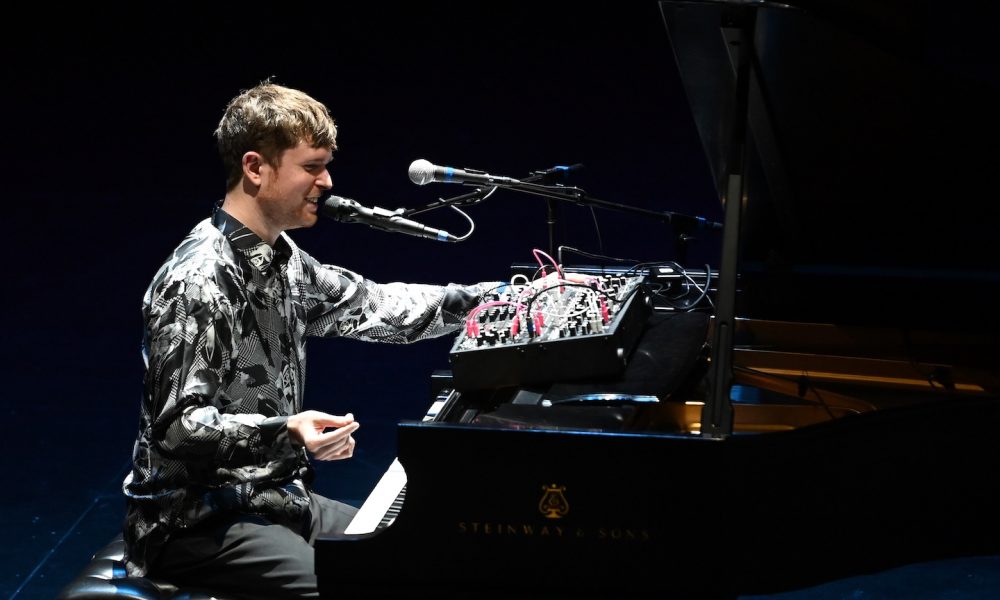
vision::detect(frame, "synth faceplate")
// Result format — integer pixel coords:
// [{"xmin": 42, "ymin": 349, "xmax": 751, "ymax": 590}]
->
[{"xmin": 449, "ymin": 274, "xmax": 650, "ymax": 390}]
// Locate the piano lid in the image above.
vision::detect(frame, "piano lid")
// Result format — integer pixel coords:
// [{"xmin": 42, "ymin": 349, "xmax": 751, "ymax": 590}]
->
[{"xmin": 660, "ymin": 0, "xmax": 1000, "ymax": 332}]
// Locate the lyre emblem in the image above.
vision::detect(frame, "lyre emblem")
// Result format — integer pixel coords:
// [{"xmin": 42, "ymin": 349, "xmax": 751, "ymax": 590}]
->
[{"xmin": 539, "ymin": 484, "xmax": 569, "ymax": 519}]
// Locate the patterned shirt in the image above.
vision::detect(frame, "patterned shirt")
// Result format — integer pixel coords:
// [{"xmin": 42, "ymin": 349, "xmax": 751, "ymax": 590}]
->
[{"xmin": 122, "ymin": 207, "xmax": 492, "ymax": 576}]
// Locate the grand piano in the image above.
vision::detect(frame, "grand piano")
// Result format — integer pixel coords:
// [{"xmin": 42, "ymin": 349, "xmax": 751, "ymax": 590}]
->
[{"xmin": 316, "ymin": 2, "xmax": 1000, "ymax": 597}]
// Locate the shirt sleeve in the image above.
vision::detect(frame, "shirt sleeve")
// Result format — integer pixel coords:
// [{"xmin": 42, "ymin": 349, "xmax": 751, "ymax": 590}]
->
[
  {"xmin": 297, "ymin": 252, "xmax": 500, "ymax": 342},
  {"xmin": 143, "ymin": 271, "xmax": 297, "ymax": 467}
]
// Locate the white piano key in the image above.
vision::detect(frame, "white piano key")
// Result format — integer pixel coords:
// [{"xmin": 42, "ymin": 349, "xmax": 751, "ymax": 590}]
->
[{"xmin": 344, "ymin": 458, "xmax": 407, "ymax": 535}]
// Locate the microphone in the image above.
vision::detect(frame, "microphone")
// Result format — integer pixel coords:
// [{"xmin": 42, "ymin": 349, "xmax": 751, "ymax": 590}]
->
[
  {"xmin": 320, "ymin": 195, "xmax": 458, "ymax": 242},
  {"xmin": 408, "ymin": 159, "xmax": 521, "ymax": 187}
]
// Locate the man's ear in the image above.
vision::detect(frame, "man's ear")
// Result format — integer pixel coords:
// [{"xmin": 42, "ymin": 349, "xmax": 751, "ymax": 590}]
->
[{"xmin": 243, "ymin": 151, "xmax": 264, "ymax": 186}]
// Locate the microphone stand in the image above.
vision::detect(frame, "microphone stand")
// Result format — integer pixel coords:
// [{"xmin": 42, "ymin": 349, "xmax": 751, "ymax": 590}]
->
[
  {"xmin": 400, "ymin": 164, "xmax": 585, "ymax": 257},
  {"xmin": 400, "ymin": 188, "xmax": 492, "ymax": 218},
  {"xmin": 494, "ymin": 179, "xmax": 722, "ymax": 265},
  {"xmin": 401, "ymin": 164, "xmax": 722, "ymax": 263},
  {"xmin": 400, "ymin": 164, "xmax": 584, "ymax": 218}
]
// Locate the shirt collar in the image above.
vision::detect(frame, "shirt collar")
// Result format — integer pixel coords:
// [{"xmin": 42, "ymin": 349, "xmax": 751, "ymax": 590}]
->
[{"xmin": 212, "ymin": 203, "xmax": 292, "ymax": 274}]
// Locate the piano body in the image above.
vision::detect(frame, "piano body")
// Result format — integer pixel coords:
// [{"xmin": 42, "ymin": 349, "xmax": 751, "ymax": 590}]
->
[{"xmin": 317, "ymin": 2, "xmax": 1000, "ymax": 597}]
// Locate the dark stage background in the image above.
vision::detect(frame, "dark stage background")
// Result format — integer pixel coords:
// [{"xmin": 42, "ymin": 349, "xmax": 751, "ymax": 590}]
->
[
  {"xmin": 2, "ymin": 4, "xmax": 722, "ymax": 598},
  {"xmin": 4, "ymin": 2, "xmax": 1000, "ymax": 599}
]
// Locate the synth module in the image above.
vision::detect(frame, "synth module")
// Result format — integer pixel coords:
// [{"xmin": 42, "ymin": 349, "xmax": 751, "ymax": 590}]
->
[{"xmin": 449, "ymin": 274, "xmax": 650, "ymax": 390}]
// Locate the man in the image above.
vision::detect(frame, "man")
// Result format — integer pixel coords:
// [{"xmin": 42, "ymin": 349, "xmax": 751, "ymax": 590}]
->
[{"xmin": 122, "ymin": 82, "xmax": 500, "ymax": 598}]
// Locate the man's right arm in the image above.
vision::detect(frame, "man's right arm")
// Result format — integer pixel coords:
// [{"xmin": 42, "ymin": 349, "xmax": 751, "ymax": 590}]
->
[{"xmin": 143, "ymin": 274, "xmax": 297, "ymax": 468}]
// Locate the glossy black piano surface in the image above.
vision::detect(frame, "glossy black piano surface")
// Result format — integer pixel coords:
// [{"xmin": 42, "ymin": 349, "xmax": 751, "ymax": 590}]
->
[
  {"xmin": 317, "ymin": 1, "xmax": 1000, "ymax": 597},
  {"xmin": 316, "ymin": 315, "xmax": 1000, "ymax": 598}
]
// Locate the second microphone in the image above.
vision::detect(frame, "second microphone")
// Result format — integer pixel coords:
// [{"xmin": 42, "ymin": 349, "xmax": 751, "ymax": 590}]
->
[{"xmin": 320, "ymin": 195, "xmax": 459, "ymax": 242}]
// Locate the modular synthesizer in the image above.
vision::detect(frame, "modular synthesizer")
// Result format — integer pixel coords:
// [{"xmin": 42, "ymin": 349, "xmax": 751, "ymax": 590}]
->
[{"xmin": 448, "ymin": 273, "xmax": 651, "ymax": 390}]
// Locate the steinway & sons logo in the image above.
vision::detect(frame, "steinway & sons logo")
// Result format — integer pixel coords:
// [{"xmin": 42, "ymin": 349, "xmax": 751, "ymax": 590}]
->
[
  {"xmin": 539, "ymin": 484, "xmax": 569, "ymax": 519},
  {"xmin": 456, "ymin": 482, "xmax": 651, "ymax": 542}
]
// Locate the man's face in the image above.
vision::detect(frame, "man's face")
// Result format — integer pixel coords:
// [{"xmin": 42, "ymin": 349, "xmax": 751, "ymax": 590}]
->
[{"xmin": 256, "ymin": 140, "xmax": 333, "ymax": 233}]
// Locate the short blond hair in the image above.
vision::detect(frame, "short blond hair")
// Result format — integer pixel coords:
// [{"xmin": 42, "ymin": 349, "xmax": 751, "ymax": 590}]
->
[{"xmin": 215, "ymin": 82, "xmax": 338, "ymax": 191}]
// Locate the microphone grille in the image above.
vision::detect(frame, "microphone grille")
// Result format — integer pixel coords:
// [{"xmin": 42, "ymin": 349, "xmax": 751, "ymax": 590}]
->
[
  {"xmin": 408, "ymin": 159, "xmax": 434, "ymax": 185},
  {"xmin": 320, "ymin": 195, "xmax": 354, "ymax": 221}
]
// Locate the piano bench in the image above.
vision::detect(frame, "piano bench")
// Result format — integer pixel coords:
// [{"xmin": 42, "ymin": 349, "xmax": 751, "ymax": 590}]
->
[{"xmin": 57, "ymin": 534, "xmax": 226, "ymax": 600}]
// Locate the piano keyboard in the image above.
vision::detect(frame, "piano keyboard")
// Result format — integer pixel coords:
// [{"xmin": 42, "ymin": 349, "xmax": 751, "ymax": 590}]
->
[
  {"xmin": 343, "ymin": 388, "xmax": 457, "ymax": 535},
  {"xmin": 343, "ymin": 459, "xmax": 407, "ymax": 534}
]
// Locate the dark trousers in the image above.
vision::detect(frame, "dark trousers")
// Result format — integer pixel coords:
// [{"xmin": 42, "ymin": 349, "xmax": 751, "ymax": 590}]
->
[{"xmin": 151, "ymin": 492, "xmax": 357, "ymax": 600}]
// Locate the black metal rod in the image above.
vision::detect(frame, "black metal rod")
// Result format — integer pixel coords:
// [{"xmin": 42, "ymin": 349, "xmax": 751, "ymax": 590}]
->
[
  {"xmin": 701, "ymin": 4, "xmax": 756, "ymax": 439},
  {"xmin": 498, "ymin": 180, "xmax": 723, "ymax": 231}
]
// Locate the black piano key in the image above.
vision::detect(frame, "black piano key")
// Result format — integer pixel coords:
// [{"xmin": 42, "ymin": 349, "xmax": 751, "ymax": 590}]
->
[{"xmin": 377, "ymin": 484, "xmax": 406, "ymax": 529}]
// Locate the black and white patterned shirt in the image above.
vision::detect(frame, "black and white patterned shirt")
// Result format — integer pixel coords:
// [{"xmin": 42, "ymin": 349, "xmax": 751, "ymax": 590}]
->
[{"xmin": 122, "ymin": 207, "xmax": 492, "ymax": 576}]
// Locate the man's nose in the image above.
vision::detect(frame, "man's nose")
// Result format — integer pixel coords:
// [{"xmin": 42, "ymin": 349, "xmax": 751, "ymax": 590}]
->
[{"xmin": 318, "ymin": 169, "xmax": 333, "ymax": 190}]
